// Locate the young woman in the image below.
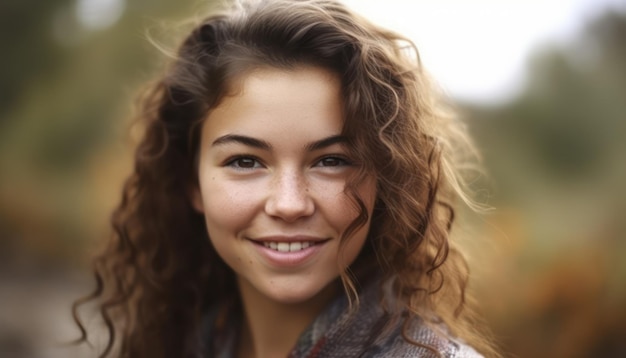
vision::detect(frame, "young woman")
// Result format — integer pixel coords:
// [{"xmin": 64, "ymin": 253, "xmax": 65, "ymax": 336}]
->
[{"xmin": 73, "ymin": 0, "xmax": 497, "ymax": 357}]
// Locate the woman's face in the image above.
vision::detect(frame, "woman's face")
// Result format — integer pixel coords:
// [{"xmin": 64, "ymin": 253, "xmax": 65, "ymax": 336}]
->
[{"xmin": 192, "ymin": 66, "xmax": 376, "ymax": 304}]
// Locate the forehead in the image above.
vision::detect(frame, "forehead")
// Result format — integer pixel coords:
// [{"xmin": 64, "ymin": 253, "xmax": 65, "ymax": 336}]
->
[
  {"xmin": 225, "ymin": 64, "xmax": 341, "ymax": 105},
  {"xmin": 202, "ymin": 66, "xmax": 344, "ymax": 143}
]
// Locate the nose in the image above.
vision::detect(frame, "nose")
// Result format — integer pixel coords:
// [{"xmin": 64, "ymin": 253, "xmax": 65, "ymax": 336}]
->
[{"xmin": 264, "ymin": 169, "xmax": 314, "ymax": 222}]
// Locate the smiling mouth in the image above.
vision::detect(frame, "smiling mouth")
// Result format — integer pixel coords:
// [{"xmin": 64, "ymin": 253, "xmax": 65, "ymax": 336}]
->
[
  {"xmin": 250, "ymin": 237, "xmax": 328, "ymax": 266},
  {"xmin": 261, "ymin": 241, "xmax": 318, "ymax": 252}
]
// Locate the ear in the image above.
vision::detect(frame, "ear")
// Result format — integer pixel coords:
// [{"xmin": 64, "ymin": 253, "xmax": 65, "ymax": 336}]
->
[{"xmin": 188, "ymin": 184, "xmax": 205, "ymax": 213}]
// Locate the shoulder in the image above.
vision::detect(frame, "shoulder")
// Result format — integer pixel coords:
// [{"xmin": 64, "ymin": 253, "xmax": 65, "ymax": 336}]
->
[
  {"xmin": 364, "ymin": 315, "xmax": 484, "ymax": 358},
  {"xmin": 412, "ymin": 317, "xmax": 483, "ymax": 358}
]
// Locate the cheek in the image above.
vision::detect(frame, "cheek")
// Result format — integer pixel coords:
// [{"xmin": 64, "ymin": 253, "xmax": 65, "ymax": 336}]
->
[
  {"xmin": 321, "ymin": 177, "xmax": 377, "ymax": 226},
  {"xmin": 199, "ymin": 175, "xmax": 261, "ymax": 236},
  {"xmin": 320, "ymin": 177, "xmax": 377, "ymax": 263}
]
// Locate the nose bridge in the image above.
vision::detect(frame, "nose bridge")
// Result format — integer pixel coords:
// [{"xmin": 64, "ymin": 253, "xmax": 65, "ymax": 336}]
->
[{"xmin": 265, "ymin": 165, "xmax": 314, "ymax": 221}]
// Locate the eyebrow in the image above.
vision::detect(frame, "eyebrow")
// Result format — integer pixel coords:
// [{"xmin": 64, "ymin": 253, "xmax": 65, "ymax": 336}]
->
[
  {"xmin": 305, "ymin": 134, "xmax": 346, "ymax": 151},
  {"xmin": 212, "ymin": 134, "xmax": 271, "ymax": 150},
  {"xmin": 211, "ymin": 134, "xmax": 347, "ymax": 151}
]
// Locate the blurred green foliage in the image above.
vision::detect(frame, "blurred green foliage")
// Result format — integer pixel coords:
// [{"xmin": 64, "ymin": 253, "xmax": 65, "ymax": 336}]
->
[
  {"xmin": 0, "ymin": 0, "xmax": 204, "ymax": 268},
  {"xmin": 463, "ymin": 10, "xmax": 626, "ymax": 358},
  {"xmin": 0, "ymin": 0, "xmax": 71, "ymax": 117}
]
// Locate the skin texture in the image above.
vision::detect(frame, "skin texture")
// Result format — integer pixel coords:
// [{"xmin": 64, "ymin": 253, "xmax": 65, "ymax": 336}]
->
[{"xmin": 191, "ymin": 66, "xmax": 377, "ymax": 357}]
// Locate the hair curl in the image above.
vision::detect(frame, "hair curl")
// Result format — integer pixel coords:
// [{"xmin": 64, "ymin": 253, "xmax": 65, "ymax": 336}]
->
[{"xmin": 73, "ymin": 0, "xmax": 497, "ymax": 357}]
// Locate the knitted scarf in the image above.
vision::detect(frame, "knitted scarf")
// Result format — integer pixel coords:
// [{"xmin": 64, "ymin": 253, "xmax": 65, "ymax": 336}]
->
[{"xmin": 202, "ymin": 280, "xmax": 482, "ymax": 358}]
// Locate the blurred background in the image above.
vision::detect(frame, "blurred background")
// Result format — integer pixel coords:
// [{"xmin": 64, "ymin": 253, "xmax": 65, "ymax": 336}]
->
[{"xmin": 0, "ymin": 0, "xmax": 624, "ymax": 357}]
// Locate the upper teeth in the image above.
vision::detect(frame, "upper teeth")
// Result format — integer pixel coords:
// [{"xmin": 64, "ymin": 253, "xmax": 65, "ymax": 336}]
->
[{"xmin": 263, "ymin": 242, "xmax": 312, "ymax": 252}]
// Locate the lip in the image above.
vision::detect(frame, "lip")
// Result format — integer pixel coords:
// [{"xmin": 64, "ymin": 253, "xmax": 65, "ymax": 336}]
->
[
  {"xmin": 248, "ymin": 236, "xmax": 328, "ymax": 267},
  {"xmin": 250, "ymin": 235, "xmax": 328, "ymax": 243}
]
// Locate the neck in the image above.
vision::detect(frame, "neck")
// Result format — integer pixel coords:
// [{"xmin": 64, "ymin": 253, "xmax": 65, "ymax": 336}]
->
[{"xmin": 236, "ymin": 278, "xmax": 340, "ymax": 358}]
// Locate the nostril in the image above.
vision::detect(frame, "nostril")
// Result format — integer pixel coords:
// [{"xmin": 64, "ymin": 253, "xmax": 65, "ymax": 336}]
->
[{"xmin": 265, "ymin": 193, "xmax": 314, "ymax": 220}]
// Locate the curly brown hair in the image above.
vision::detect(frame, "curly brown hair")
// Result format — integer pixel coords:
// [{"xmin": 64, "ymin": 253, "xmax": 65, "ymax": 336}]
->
[{"xmin": 73, "ymin": 0, "xmax": 497, "ymax": 357}]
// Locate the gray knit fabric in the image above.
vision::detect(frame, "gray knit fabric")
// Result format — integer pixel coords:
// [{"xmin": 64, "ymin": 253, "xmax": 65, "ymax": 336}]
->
[{"xmin": 203, "ymin": 280, "xmax": 483, "ymax": 358}]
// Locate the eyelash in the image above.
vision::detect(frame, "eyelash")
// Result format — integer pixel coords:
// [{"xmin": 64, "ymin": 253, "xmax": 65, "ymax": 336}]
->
[
  {"xmin": 315, "ymin": 155, "xmax": 352, "ymax": 167},
  {"xmin": 223, "ymin": 155, "xmax": 352, "ymax": 170},
  {"xmin": 224, "ymin": 155, "xmax": 263, "ymax": 170}
]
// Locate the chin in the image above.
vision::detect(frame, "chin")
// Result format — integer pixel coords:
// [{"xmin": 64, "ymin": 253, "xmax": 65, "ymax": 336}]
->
[{"xmin": 258, "ymin": 278, "xmax": 341, "ymax": 306}]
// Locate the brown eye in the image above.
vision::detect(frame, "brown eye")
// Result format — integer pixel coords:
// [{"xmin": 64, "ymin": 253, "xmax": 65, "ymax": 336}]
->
[
  {"xmin": 226, "ymin": 156, "xmax": 262, "ymax": 169},
  {"xmin": 236, "ymin": 158, "xmax": 256, "ymax": 168},
  {"xmin": 317, "ymin": 156, "xmax": 350, "ymax": 167}
]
